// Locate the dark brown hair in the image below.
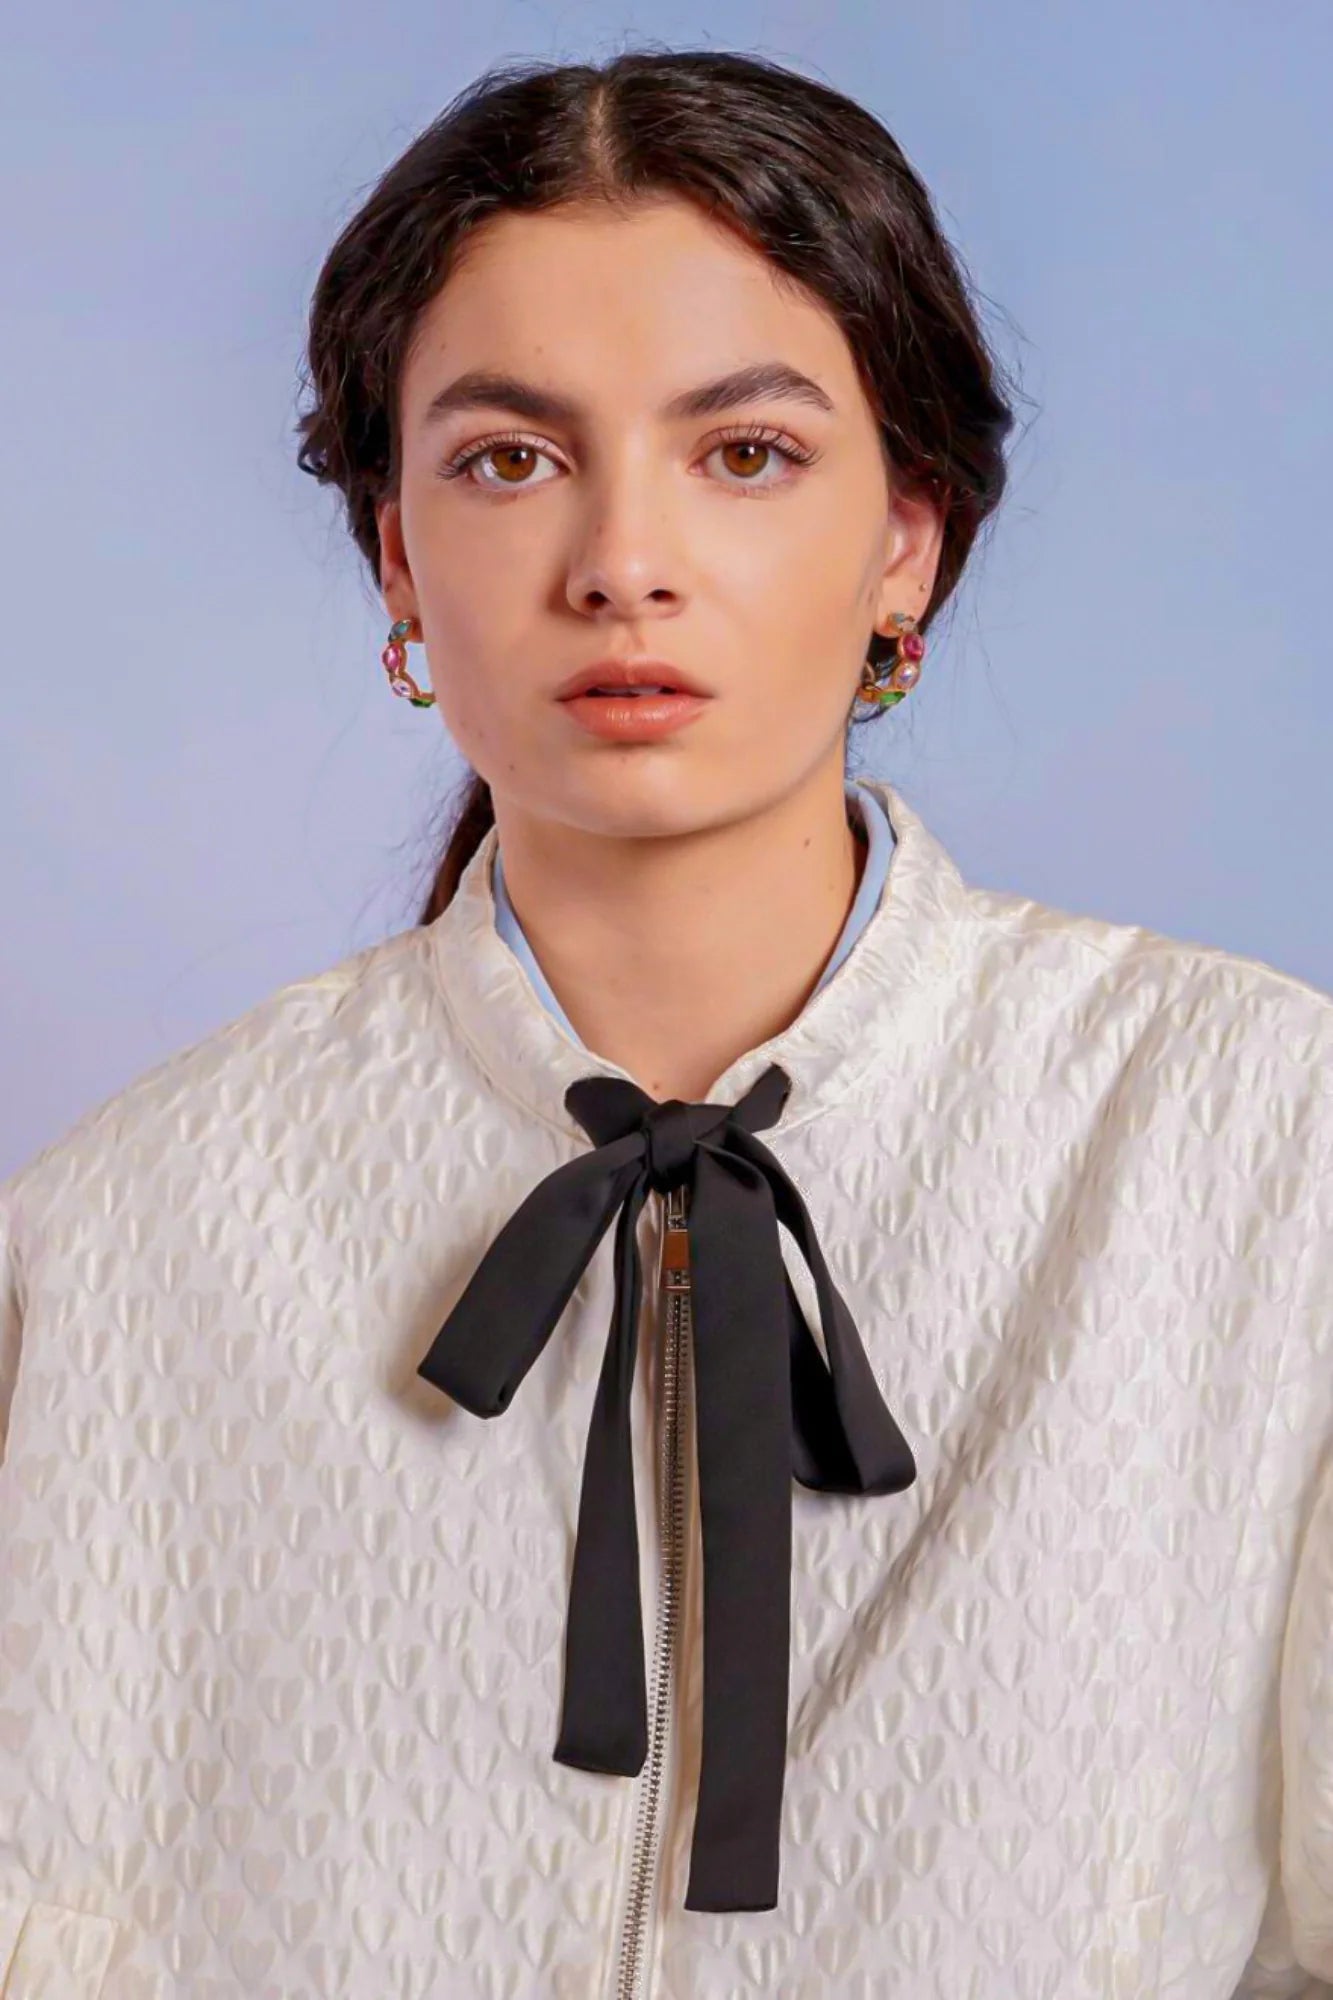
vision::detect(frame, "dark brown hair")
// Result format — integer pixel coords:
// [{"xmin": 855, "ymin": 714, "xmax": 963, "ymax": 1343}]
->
[{"xmin": 295, "ymin": 47, "xmax": 1021, "ymax": 923}]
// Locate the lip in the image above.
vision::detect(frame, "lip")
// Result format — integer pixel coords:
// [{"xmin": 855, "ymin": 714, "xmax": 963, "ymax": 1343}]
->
[
  {"xmin": 558, "ymin": 689, "xmax": 712, "ymax": 742},
  {"xmin": 555, "ymin": 658, "xmax": 714, "ymax": 701}
]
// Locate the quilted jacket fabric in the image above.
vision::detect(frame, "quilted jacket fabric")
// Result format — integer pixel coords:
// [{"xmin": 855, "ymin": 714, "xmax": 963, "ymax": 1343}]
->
[{"xmin": 0, "ymin": 773, "xmax": 1330, "ymax": 2000}]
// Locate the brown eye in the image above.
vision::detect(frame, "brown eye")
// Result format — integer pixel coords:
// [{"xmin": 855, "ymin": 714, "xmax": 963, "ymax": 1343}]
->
[
  {"xmin": 440, "ymin": 433, "xmax": 562, "ymax": 489},
  {"xmin": 489, "ymin": 445, "xmax": 540, "ymax": 483},
  {"xmin": 706, "ymin": 428, "xmax": 815, "ymax": 491},
  {"xmin": 720, "ymin": 439, "xmax": 771, "ymax": 477}
]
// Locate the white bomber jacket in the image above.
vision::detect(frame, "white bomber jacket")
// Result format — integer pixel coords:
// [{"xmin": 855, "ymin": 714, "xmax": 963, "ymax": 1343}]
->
[{"xmin": 0, "ymin": 775, "xmax": 1331, "ymax": 2000}]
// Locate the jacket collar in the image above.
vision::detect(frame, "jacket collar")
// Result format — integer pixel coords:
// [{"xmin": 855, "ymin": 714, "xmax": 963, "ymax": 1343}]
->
[{"xmin": 426, "ymin": 776, "xmax": 970, "ymax": 1140}]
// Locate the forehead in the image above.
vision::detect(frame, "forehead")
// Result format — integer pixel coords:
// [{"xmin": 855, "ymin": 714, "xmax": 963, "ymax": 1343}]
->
[{"xmin": 400, "ymin": 197, "xmax": 859, "ymax": 416}]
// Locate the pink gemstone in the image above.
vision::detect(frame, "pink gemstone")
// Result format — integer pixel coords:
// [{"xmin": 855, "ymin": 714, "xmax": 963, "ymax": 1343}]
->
[
  {"xmin": 901, "ymin": 632, "xmax": 925, "ymax": 660},
  {"xmin": 382, "ymin": 644, "xmax": 406, "ymax": 671}
]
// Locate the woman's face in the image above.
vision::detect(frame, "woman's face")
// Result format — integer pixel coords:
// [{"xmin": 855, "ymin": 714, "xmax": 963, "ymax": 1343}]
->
[{"xmin": 379, "ymin": 195, "xmax": 944, "ymax": 839}]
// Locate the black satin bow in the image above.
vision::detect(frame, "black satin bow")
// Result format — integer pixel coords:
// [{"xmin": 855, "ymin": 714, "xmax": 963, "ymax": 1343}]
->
[{"xmin": 415, "ymin": 1059, "xmax": 916, "ymax": 1914}]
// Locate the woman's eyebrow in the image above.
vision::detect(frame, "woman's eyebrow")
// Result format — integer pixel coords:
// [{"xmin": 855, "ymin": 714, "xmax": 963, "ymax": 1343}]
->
[{"xmin": 420, "ymin": 360, "xmax": 836, "ymax": 429}]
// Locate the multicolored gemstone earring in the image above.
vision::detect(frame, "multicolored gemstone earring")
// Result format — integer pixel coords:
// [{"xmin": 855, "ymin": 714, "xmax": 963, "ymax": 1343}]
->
[
  {"xmin": 381, "ymin": 617, "xmax": 437, "ymax": 708},
  {"xmin": 856, "ymin": 610, "xmax": 927, "ymax": 709}
]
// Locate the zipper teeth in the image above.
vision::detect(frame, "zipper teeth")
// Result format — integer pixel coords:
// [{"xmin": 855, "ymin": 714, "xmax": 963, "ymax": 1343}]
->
[{"xmin": 615, "ymin": 1186, "xmax": 691, "ymax": 2000}]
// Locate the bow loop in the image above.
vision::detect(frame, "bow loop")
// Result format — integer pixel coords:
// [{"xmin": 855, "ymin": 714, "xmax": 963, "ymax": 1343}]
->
[{"xmin": 416, "ymin": 1057, "xmax": 916, "ymax": 1915}]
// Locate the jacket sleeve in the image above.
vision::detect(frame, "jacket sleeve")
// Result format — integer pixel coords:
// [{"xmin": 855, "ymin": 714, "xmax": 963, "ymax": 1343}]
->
[
  {"xmin": 1280, "ymin": 1218, "xmax": 1333, "ymax": 1979},
  {"xmin": 0, "ymin": 1185, "xmax": 24, "ymax": 1471}
]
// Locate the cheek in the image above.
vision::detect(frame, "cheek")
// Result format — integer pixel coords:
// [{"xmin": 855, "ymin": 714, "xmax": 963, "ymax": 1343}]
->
[
  {"xmin": 427, "ymin": 634, "xmax": 552, "ymax": 780},
  {"xmin": 736, "ymin": 492, "xmax": 875, "ymax": 611},
  {"xmin": 416, "ymin": 533, "xmax": 519, "ymax": 641},
  {"xmin": 755, "ymin": 536, "xmax": 876, "ymax": 673}
]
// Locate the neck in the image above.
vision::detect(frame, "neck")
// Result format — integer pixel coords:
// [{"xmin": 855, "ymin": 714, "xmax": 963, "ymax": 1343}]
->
[{"xmin": 491, "ymin": 758, "xmax": 867, "ymax": 1102}]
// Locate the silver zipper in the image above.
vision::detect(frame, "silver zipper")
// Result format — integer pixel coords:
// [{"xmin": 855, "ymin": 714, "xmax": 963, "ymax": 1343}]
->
[{"xmin": 614, "ymin": 1181, "xmax": 693, "ymax": 2000}]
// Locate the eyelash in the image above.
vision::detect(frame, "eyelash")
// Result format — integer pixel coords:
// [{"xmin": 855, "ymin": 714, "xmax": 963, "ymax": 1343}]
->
[{"xmin": 437, "ymin": 422, "xmax": 819, "ymax": 492}]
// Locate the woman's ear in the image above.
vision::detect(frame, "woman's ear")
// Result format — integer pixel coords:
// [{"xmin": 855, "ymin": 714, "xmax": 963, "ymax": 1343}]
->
[
  {"xmin": 874, "ymin": 482, "xmax": 946, "ymax": 633},
  {"xmin": 376, "ymin": 497, "xmax": 421, "ymax": 633}
]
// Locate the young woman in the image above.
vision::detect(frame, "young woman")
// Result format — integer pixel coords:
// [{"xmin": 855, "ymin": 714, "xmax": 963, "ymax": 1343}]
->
[{"xmin": 1, "ymin": 46, "xmax": 1329, "ymax": 2000}]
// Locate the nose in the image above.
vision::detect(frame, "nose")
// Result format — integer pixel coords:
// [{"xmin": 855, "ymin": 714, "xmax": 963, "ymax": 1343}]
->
[{"xmin": 563, "ymin": 454, "xmax": 685, "ymax": 621}]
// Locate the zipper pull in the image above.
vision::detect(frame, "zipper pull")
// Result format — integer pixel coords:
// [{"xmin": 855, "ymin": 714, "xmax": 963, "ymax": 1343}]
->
[{"xmin": 660, "ymin": 1185, "xmax": 691, "ymax": 1293}]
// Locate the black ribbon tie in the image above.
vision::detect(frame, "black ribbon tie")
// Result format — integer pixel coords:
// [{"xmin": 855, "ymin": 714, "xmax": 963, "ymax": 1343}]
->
[{"xmin": 415, "ymin": 1059, "xmax": 917, "ymax": 1914}]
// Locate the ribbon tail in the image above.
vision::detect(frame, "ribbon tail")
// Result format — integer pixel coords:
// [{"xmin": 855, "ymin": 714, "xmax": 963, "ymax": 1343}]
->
[
  {"xmin": 683, "ymin": 1147, "xmax": 793, "ymax": 1914},
  {"xmin": 735, "ymin": 1131, "xmax": 917, "ymax": 1497},
  {"xmin": 553, "ymin": 1175, "xmax": 652, "ymax": 1778},
  {"xmin": 416, "ymin": 1140, "xmax": 642, "ymax": 1416},
  {"xmin": 785, "ymin": 1266, "xmax": 865, "ymax": 1490}
]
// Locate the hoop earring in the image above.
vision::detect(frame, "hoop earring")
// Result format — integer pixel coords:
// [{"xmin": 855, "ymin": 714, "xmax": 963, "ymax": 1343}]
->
[
  {"xmin": 382, "ymin": 617, "xmax": 436, "ymax": 708},
  {"xmin": 855, "ymin": 610, "xmax": 926, "ymax": 710}
]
